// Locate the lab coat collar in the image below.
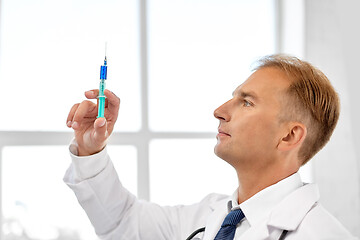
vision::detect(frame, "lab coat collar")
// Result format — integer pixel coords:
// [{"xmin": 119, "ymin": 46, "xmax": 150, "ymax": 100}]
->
[
  {"xmin": 204, "ymin": 175, "xmax": 319, "ymax": 240},
  {"xmin": 267, "ymin": 183, "xmax": 320, "ymax": 231},
  {"xmin": 237, "ymin": 183, "xmax": 320, "ymax": 239},
  {"xmin": 232, "ymin": 173, "xmax": 303, "ymax": 227}
]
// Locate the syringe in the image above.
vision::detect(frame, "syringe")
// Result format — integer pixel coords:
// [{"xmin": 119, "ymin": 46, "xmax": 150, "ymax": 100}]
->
[{"xmin": 97, "ymin": 49, "xmax": 107, "ymax": 118}]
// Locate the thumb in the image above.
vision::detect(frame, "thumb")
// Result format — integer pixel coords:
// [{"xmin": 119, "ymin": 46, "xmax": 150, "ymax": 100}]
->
[{"xmin": 93, "ymin": 117, "xmax": 108, "ymax": 143}]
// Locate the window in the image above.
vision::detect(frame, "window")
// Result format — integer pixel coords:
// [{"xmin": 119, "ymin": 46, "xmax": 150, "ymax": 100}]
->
[
  {"xmin": 0, "ymin": 0, "xmax": 277, "ymax": 239},
  {"xmin": 0, "ymin": 0, "xmax": 141, "ymax": 132},
  {"xmin": 2, "ymin": 146, "xmax": 136, "ymax": 239},
  {"xmin": 148, "ymin": 0, "xmax": 276, "ymax": 132}
]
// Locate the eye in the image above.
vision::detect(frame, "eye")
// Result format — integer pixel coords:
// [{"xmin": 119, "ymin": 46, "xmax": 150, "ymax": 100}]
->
[{"xmin": 243, "ymin": 100, "xmax": 252, "ymax": 107}]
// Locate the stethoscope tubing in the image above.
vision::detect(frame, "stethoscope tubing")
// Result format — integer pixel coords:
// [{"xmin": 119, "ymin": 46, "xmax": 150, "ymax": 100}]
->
[{"xmin": 186, "ymin": 227, "xmax": 206, "ymax": 240}]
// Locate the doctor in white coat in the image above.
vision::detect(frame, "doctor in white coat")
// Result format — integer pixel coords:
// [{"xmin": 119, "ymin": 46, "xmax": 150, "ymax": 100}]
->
[{"xmin": 64, "ymin": 54, "xmax": 358, "ymax": 240}]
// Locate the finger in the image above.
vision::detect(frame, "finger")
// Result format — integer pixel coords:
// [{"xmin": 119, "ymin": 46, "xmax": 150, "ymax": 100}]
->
[
  {"xmin": 71, "ymin": 100, "xmax": 97, "ymax": 130},
  {"xmin": 93, "ymin": 117, "xmax": 108, "ymax": 143},
  {"xmin": 67, "ymin": 103, "xmax": 80, "ymax": 127},
  {"xmin": 85, "ymin": 89, "xmax": 99, "ymax": 99},
  {"xmin": 104, "ymin": 89, "xmax": 120, "ymax": 114}
]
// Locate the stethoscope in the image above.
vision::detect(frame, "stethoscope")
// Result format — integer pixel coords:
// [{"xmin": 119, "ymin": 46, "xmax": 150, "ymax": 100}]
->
[{"xmin": 186, "ymin": 227, "xmax": 289, "ymax": 240}]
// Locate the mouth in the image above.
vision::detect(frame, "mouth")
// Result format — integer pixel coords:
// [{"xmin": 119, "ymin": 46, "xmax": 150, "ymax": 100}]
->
[{"xmin": 217, "ymin": 128, "xmax": 231, "ymax": 137}]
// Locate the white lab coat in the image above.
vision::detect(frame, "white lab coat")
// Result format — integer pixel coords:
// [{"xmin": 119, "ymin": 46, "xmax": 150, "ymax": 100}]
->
[{"xmin": 64, "ymin": 149, "xmax": 358, "ymax": 240}]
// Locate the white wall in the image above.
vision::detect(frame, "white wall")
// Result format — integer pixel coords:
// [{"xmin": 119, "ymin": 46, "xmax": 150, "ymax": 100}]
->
[{"xmin": 304, "ymin": 0, "xmax": 360, "ymax": 236}]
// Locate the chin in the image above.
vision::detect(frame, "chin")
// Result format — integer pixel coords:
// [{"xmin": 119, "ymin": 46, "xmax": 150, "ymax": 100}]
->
[
  {"xmin": 214, "ymin": 144, "xmax": 243, "ymax": 168},
  {"xmin": 214, "ymin": 144, "xmax": 228, "ymax": 161}
]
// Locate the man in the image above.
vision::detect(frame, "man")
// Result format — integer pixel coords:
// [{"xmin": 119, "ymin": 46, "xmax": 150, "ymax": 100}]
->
[{"xmin": 64, "ymin": 54, "xmax": 358, "ymax": 239}]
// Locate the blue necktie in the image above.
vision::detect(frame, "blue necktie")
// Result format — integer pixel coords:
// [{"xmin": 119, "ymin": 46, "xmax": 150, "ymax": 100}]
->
[{"xmin": 214, "ymin": 209, "xmax": 245, "ymax": 240}]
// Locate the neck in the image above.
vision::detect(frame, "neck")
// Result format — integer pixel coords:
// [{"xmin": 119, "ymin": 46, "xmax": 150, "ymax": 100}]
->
[{"xmin": 235, "ymin": 163, "xmax": 298, "ymax": 204}]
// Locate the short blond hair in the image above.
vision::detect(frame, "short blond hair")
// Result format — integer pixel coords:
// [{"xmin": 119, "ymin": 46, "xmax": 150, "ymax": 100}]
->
[{"xmin": 254, "ymin": 54, "xmax": 340, "ymax": 165}]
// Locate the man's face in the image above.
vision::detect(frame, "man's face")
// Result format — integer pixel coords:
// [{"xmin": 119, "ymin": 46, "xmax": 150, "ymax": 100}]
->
[{"xmin": 214, "ymin": 67, "xmax": 290, "ymax": 169}]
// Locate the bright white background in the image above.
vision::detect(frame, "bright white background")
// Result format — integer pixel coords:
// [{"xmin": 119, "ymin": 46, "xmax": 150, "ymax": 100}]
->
[{"xmin": 0, "ymin": 0, "xmax": 141, "ymax": 132}]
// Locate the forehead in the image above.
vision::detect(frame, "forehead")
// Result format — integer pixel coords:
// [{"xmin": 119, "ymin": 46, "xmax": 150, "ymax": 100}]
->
[{"xmin": 234, "ymin": 67, "xmax": 290, "ymax": 99}]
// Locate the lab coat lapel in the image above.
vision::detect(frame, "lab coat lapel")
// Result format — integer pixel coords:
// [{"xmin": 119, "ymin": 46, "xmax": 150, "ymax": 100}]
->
[
  {"xmin": 236, "ymin": 183, "xmax": 320, "ymax": 240},
  {"xmin": 267, "ymin": 183, "xmax": 320, "ymax": 230},
  {"xmin": 202, "ymin": 197, "xmax": 230, "ymax": 240}
]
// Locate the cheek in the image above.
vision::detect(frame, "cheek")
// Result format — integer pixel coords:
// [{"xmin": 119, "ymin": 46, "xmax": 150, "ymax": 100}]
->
[{"xmin": 232, "ymin": 114, "xmax": 279, "ymax": 146}]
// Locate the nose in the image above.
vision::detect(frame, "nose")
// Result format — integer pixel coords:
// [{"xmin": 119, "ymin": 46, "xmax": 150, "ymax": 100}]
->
[{"xmin": 214, "ymin": 99, "xmax": 231, "ymax": 122}]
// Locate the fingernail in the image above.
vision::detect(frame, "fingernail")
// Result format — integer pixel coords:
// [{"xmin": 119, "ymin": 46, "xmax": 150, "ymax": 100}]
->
[
  {"xmin": 85, "ymin": 90, "xmax": 94, "ymax": 96},
  {"xmin": 72, "ymin": 121, "xmax": 79, "ymax": 129},
  {"xmin": 98, "ymin": 118, "xmax": 106, "ymax": 127},
  {"xmin": 67, "ymin": 121, "xmax": 72, "ymax": 127}
]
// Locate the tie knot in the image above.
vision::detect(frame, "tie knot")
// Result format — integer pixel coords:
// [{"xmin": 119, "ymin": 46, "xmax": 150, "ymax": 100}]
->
[{"xmin": 221, "ymin": 209, "xmax": 245, "ymax": 227}]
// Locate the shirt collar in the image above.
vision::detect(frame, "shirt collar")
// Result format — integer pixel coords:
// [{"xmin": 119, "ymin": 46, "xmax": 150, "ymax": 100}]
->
[{"xmin": 229, "ymin": 172, "xmax": 303, "ymax": 227}]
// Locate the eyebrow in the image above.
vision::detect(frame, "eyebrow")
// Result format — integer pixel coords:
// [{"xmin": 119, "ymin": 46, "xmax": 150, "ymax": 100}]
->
[{"xmin": 232, "ymin": 90, "xmax": 259, "ymax": 101}]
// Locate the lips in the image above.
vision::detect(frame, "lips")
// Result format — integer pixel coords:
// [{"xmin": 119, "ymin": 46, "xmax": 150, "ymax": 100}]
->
[{"xmin": 217, "ymin": 128, "xmax": 231, "ymax": 137}]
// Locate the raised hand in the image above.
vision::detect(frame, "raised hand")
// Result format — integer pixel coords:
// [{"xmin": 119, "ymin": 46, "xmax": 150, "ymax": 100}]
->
[{"xmin": 66, "ymin": 89, "xmax": 120, "ymax": 156}]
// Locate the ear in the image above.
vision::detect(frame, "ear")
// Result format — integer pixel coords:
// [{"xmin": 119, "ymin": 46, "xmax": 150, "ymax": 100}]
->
[{"xmin": 278, "ymin": 123, "xmax": 307, "ymax": 152}]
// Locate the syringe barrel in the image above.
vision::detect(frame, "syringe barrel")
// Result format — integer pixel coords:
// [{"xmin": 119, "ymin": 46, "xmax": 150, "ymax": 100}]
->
[
  {"xmin": 99, "ymin": 79, "xmax": 106, "ymax": 96},
  {"xmin": 100, "ymin": 65, "xmax": 107, "ymax": 80},
  {"xmin": 97, "ymin": 55, "xmax": 107, "ymax": 118},
  {"xmin": 97, "ymin": 79, "xmax": 106, "ymax": 118},
  {"xmin": 98, "ymin": 96, "xmax": 106, "ymax": 118}
]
